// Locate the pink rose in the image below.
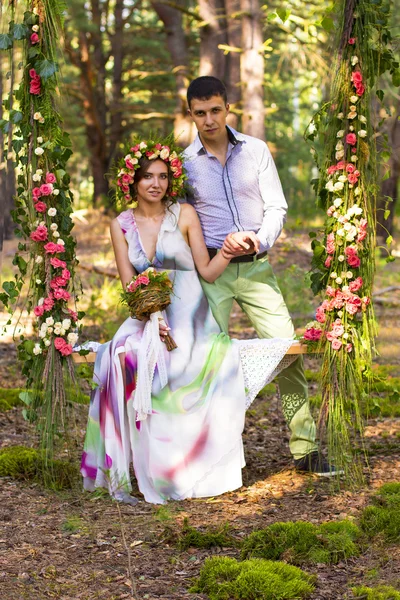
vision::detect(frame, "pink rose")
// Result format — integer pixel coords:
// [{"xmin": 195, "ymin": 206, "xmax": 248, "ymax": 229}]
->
[
  {"xmin": 61, "ymin": 269, "xmax": 71, "ymax": 280},
  {"xmin": 131, "ymin": 145, "xmax": 140, "ymax": 152},
  {"xmin": 327, "ymin": 165, "xmax": 337, "ymax": 175},
  {"xmin": 50, "ymin": 257, "xmax": 66, "ymax": 268},
  {"xmin": 30, "ymin": 33, "xmax": 39, "ymax": 44},
  {"xmin": 60, "ymin": 343, "xmax": 73, "ymax": 356},
  {"xmin": 44, "ymin": 242, "xmax": 65, "ymax": 254},
  {"xmin": 357, "ymin": 230, "xmax": 367, "ymax": 243},
  {"xmin": 54, "ymin": 337, "xmax": 67, "ymax": 350},
  {"xmin": 346, "ymin": 133, "xmax": 357, "ymax": 146},
  {"xmin": 125, "ymin": 159, "xmax": 136, "ymax": 170},
  {"xmin": 327, "ymin": 206, "xmax": 335, "ymax": 217},
  {"xmin": 336, "ymin": 161, "xmax": 346, "ymax": 170},
  {"xmin": 351, "ymin": 71, "xmax": 363, "ymax": 84},
  {"xmin": 346, "ymin": 163, "xmax": 355, "ymax": 173},
  {"xmin": 349, "ymin": 277, "xmax": 363, "ymax": 292},
  {"xmin": 33, "ymin": 187, "xmax": 42, "ymax": 198},
  {"xmin": 29, "ymin": 72, "xmax": 41, "ymax": 95},
  {"xmin": 316, "ymin": 307, "xmax": 326, "ymax": 323},
  {"xmin": 346, "ymin": 303, "xmax": 359, "ymax": 315},
  {"xmin": 356, "ymin": 84, "xmax": 365, "ymax": 96},
  {"xmin": 29, "ymin": 68, "xmax": 37, "ymax": 78},
  {"xmin": 40, "ymin": 183, "xmax": 53, "ymax": 196},
  {"xmin": 34, "ymin": 201, "xmax": 47, "ymax": 213},
  {"xmin": 46, "ymin": 172, "xmax": 57, "ymax": 184},
  {"xmin": 331, "ymin": 323, "xmax": 344, "ymax": 337},
  {"xmin": 348, "ymin": 173, "xmax": 359, "ymax": 184},
  {"xmin": 326, "ymin": 331, "xmax": 335, "ymax": 342},
  {"xmin": 326, "ymin": 286, "xmax": 336, "ymax": 298},
  {"xmin": 331, "ymin": 339, "xmax": 343, "ymax": 350},
  {"xmin": 324, "ymin": 256, "xmax": 332, "ymax": 268},
  {"xmin": 347, "ymin": 255, "xmax": 360, "ymax": 268},
  {"xmin": 30, "ymin": 225, "xmax": 48, "ymax": 242},
  {"xmin": 303, "ymin": 328, "xmax": 322, "ymax": 341},
  {"xmin": 43, "ymin": 296, "xmax": 54, "ymax": 311},
  {"xmin": 133, "ymin": 275, "xmax": 150, "ymax": 289},
  {"xmin": 155, "ymin": 143, "xmax": 162, "ymax": 150},
  {"xmin": 170, "ymin": 158, "xmax": 181, "ymax": 168},
  {"xmin": 348, "ymin": 38, "xmax": 356, "ymax": 45},
  {"xmin": 34, "ymin": 305, "xmax": 45, "ymax": 317},
  {"xmin": 173, "ymin": 169, "xmax": 182, "ymax": 178},
  {"xmin": 68, "ymin": 309, "xmax": 78, "ymax": 322},
  {"xmin": 346, "ymin": 343, "xmax": 353, "ymax": 352},
  {"xmin": 362, "ymin": 296, "xmax": 370, "ymax": 306},
  {"xmin": 121, "ymin": 174, "xmax": 132, "ymax": 184},
  {"xmin": 53, "ymin": 288, "xmax": 66, "ymax": 300}
]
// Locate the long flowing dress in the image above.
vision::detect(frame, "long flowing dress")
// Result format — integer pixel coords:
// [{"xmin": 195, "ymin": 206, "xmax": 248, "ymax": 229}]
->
[{"xmin": 80, "ymin": 204, "xmax": 296, "ymax": 504}]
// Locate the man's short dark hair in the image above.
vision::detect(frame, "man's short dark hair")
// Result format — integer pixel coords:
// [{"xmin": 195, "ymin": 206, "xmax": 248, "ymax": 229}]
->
[{"xmin": 187, "ymin": 76, "xmax": 228, "ymax": 108}]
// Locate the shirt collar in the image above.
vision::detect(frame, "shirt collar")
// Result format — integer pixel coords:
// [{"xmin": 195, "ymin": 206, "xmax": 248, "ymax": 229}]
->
[{"xmin": 186, "ymin": 126, "xmax": 245, "ymax": 158}]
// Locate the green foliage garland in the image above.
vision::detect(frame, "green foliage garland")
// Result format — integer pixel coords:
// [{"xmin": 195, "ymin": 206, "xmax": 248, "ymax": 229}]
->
[
  {"xmin": 304, "ymin": 0, "xmax": 399, "ymax": 478},
  {"xmin": 0, "ymin": 0, "xmax": 83, "ymax": 461}
]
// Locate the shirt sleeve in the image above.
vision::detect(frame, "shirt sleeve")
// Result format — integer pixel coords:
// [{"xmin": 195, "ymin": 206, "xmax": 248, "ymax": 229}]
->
[{"xmin": 255, "ymin": 142, "xmax": 288, "ymax": 252}]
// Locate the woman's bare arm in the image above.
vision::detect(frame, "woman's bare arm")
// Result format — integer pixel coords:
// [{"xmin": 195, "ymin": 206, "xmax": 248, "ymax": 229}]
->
[
  {"xmin": 110, "ymin": 219, "xmax": 136, "ymax": 288},
  {"xmin": 179, "ymin": 204, "xmax": 231, "ymax": 283}
]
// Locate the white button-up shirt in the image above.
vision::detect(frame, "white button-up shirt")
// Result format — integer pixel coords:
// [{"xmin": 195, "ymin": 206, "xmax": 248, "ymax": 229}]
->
[{"xmin": 183, "ymin": 126, "xmax": 288, "ymax": 253}]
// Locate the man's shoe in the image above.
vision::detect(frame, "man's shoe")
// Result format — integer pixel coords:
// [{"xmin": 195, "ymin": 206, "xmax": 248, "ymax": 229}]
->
[{"xmin": 294, "ymin": 451, "xmax": 344, "ymax": 477}]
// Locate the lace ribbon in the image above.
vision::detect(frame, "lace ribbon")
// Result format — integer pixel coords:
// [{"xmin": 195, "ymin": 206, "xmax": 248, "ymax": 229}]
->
[{"xmin": 134, "ymin": 311, "xmax": 168, "ymax": 421}]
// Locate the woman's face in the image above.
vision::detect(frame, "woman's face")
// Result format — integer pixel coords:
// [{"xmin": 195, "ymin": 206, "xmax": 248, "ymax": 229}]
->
[{"xmin": 136, "ymin": 159, "xmax": 169, "ymax": 205}]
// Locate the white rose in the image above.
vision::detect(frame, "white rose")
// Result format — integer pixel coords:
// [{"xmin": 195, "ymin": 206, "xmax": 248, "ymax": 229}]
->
[
  {"xmin": 34, "ymin": 148, "xmax": 44, "ymax": 156},
  {"xmin": 37, "ymin": 136, "xmax": 43, "ymax": 144},
  {"xmin": 44, "ymin": 339, "xmax": 51, "ymax": 347},
  {"xmin": 333, "ymin": 211, "xmax": 339, "ymax": 218},
  {"xmin": 337, "ymin": 310, "xmax": 343, "ymax": 317},
  {"xmin": 344, "ymin": 222, "xmax": 352, "ymax": 231},
  {"xmin": 346, "ymin": 271, "xmax": 353, "ymax": 279},
  {"xmin": 348, "ymin": 112, "xmax": 357, "ymax": 120},
  {"xmin": 60, "ymin": 328, "xmax": 66, "ymax": 336},
  {"xmin": 36, "ymin": 169, "xmax": 43, "ymax": 175},
  {"xmin": 343, "ymin": 333, "xmax": 349, "ymax": 340},
  {"xmin": 338, "ymin": 216, "xmax": 345, "ymax": 224},
  {"xmin": 39, "ymin": 117, "xmax": 45, "ymax": 124},
  {"xmin": 33, "ymin": 111, "xmax": 42, "ymax": 120},
  {"xmin": 338, "ymin": 255, "xmax": 345, "ymax": 262},
  {"xmin": 325, "ymin": 180, "xmax": 335, "ymax": 192},
  {"xmin": 342, "ymin": 286, "xmax": 350, "ymax": 293},
  {"xmin": 32, "ymin": 25, "xmax": 39, "ymax": 32},
  {"xmin": 350, "ymin": 95, "xmax": 358, "ymax": 103},
  {"xmin": 350, "ymin": 105, "xmax": 357, "ymax": 111},
  {"xmin": 335, "ymin": 277, "xmax": 343, "ymax": 284},
  {"xmin": 338, "ymin": 175, "xmax": 347, "ymax": 183},
  {"xmin": 33, "ymin": 344, "xmax": 42, "ymax": 355},
  {"xmin": 346, "ymin": 231, "xmax": 356, "ymax": 242},
  {"xmin": 53, "ymin": 189, "xmax": 60, "ymax": 196},
  {"xmin": 351, "ymin": 155, "xmax": 358, "ymax": 163},
  {"xmin": 336, "ymin": 130, "xmax": 344, "ymax": 138},
  {"xmin": 62, "ymin": 319, "xmax": 71, "ymax": 330},
  {"xmin": 35, "ymin": 256, "xmax": 43, "ymax": 264},
  {"xmin": 330, "ymin": 272, "xmax": 337, "ymax": 279},
  {"xmin": 135, "ymin": 152, "xmax": 142, "ymax": 158},
  {"xmin": 53, "ymin": 231, "xmax": 60, "ymax": 238},
  {"xmin": 359, "ymin": 115, "xmax": 367, "ymax": 123},
  {"xmin": 47, "ymin": 326, "xmax": 53, "ymax": 334},
  {"xmin": 334, "ymin": 198, "xmax": 342, "ymax": 208},
  {"xmin": 351, "ymin": 56, "xmax": 359, "ymax": 65},
  {"xmin": 358, "ymin": 130, "xmax": 367, "ymax": 138},
  {"xmin": 54, "ymin": 327, "xmax": 62, "ymax": 335},
  {"xmin": 336, "ymin": 140, "xmax": 344, "ymax": 150},
  {"xmin": 38, "ymin": 297, "xmax": 44, "ymax": 306},
  {"xmin": 334, "ymin": 181, "xmax": 344, "ymax": 191},
  {"xmin": 36, "ymin": 279, "xmax": 42, "ymax": 284},
  {"xmin": 46, "ymin": 317, "xmax": 54, "ymax": 326},
  {"xmin": 58, "ymin": 239, "xmax": 65, "ymax": 245},
  {"xmin": 39, "ymin": 330, "xmax": 46, "ymax": 339},
  {"xmin": 160, "ymin": 148, "xmax": 170, "ymax": 160},
  {"xmin": 48, "ymin": 208, "xmax": 57, "ymax": 216},
  {"xmin": 33, "ymin": 173, "xmax": 41, "ymax": 182},
  {"xmin": 354, "ymin": 187, "xmax": 361, "ymax": 195},
  {"xmin": 336, "ymin": 228, "xmax": 345, "ymax": 237},
  {"xmin": 354, "ymin": 206, "xmax": 363, "ymax": 215},
  {"xmin": 67, "ymin": 332, "xmax": 78, "ymax": 345},
  {"xmin": 139, "ymin": 142, "xmax": 147, "ymax": 149},
  {"xmin": 50, "ymin": 223, "xmax": 58, "ymax": 231},
  {"xmin": 337, "ymin": 238, "xmax": 344, "ymax": 245},
  {"xmin": 337, "ymin": 112, "xmax": 344, "ymax": 119},
  {"xmin": 349, "ymin": 126, "xmax": 354, "ymax": 132},
  {"xmin": 335, "ymin": 150, "xmax": 345, "ymax": 160}
]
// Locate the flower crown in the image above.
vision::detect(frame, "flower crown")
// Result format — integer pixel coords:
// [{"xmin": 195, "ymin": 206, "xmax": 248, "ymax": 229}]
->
[{"xmin": 115, "ymin": 135, "xmax": 186, "ymax": 205}]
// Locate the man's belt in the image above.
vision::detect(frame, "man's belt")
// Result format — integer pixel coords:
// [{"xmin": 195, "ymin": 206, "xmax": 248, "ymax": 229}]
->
[{"xmin": 207, "ymin": 247, "xmax": 268, "ymax": 264}]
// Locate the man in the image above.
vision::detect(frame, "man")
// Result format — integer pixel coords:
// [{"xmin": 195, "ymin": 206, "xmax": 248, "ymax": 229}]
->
[{"xmin": 183, "ymin": 75, "xmax": 337, "ymax": 476}]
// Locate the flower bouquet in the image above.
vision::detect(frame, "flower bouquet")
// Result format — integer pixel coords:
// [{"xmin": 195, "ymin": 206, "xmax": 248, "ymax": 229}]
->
[{"xmin": 121, "ymin": 268, "xmax": 177, "ymax": 351}]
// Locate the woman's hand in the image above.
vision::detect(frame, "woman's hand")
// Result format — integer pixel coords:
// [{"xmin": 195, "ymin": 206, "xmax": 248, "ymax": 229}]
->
[{"xmin": 158, "ymin": 318, "xmax": 170, "ymax": 342}]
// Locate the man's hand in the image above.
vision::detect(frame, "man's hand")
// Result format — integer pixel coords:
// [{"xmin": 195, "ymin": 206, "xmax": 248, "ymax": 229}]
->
[{"xmin": 222, "ymin": 232, "xmax": 260, "ymax": 258}]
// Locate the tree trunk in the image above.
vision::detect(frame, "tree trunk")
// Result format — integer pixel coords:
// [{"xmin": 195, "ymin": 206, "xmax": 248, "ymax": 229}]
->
[
  {"xmin": 240, "ymin": 0, "xmax": 265, "ymax": 140},
  {"xmin": 378, "ymin": 98, "xmax": 400, "ymax": 237},
  {"xmin": 225, "ymin": 0, "xmax": 241, "ymax": 129},
  {"xmin": 198, "ymin": 0, "xmax": 228, "ymax": 79},
  {"xmin": 0, "ymin": 52, "xmax": 15, "ymax": 241},
  {"xmin": 151, "ymin": 1, "xmax": 194, "ymax": 146}
]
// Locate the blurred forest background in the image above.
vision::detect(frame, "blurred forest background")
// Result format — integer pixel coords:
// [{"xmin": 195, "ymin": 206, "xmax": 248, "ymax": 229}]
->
[{"xmin": 1, "ymin": 0, "xmax": 399, "ymax": 237}]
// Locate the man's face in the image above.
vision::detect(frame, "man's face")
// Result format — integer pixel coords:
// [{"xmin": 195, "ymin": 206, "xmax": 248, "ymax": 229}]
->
[{"xmin": 188, "ymin": 95, "xmax": 229, "ymax": 144}]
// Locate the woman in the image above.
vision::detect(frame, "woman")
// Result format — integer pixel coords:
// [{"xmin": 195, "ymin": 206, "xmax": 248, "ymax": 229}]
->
[{"xmin": 80, "ymin": 138, "xmax": 295, "ymax": 504}]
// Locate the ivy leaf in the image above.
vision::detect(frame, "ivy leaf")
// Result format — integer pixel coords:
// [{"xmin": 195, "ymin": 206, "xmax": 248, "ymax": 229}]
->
[
  {"xmin": 276, "ymin": 9, "xmax": 291, "ymax": 23},
  {"xmin": 35, "ymin": 59, "xmax": 58, "ymax": 80},
  {"xmin": 382, "ymin": 169, "xmax": 391, "ymax": 181},
  {"xmin": 320, "ymin": 17, "xmax": 334, "ymax": 31},
  {"xmin": 309, "ymin": 232, "xmax": 317, "ymax": 239},
  {"xmin": 12, "ymin": 255, "xmax": 28, "ymax": 276},
  {"xmin": 384, "ymin": 209, "xmax": 390, "ymax": 220},
  {"xmin": 23, "ymin": 11, "xmax": 37, "ymax": 26},
  {"xmin": 376, "ymin": 89, "xmax": 385, "ymax": 101},
  {"xmin": 0, "ymin": 33, "xmax": 13, "ymax": 50},
  {"xmin": 12, "ymin": 23, "xmax": 29, "ymax": 40},
  {"xmin": 28, "ymin": 45, "xmax": 40, "ymax": 59},
  {"xmin": 19, "ymin": 391, "xmax": 32, "ymax": 406},
  {"xmin": 12, "ymin": 139, "xmax": 24, "ymax": 154},
  {"xmin": 0, "ymin": 293, "xmax": 9, "ymax": 307},
  {"xmin": 10, "ymin": 110, "xmax": 23, "ymax": 124}
]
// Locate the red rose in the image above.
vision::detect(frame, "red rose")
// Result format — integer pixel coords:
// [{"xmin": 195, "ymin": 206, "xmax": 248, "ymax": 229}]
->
[
  {"xmin": 346, "ymin": 133, "xmax": 357, "ymax": 146},
  {"xmin": 60, "ymin": 343, "xmax": 73, "ymax": 356},
  {"xmin": 54, "ymin": 337, "xmax": 67, "ymax": 350},
  {"xmin": 170, "ymin": 158, "xmax": 181, "ymax": 168},
  {"xmin": 29, "ymin": 68, "xmax": 37, "ymax": 78},
  {"xmin": 50, "ymin": 257, "xmax": 67, "ymax": 268},
  {"xmin": 303, "ymin": 328, "xmax": 322, "ymax": 341},
  {"xmin": 355, "ymin": 84, "xmax": 365, "ymax": 96},
  {"xmin": 346, "ymin": 163, "xmax": 355, "ymax": 173},
  {"xmin": 351, "ymin": 71, "xmax": 363, "ymax": 84},
  {"xmin": 34, "ymin": 201, "xmax": 47, "ymax": 213},
  {"xmin": 30, "ymin": 33, "xmax": 39, "ymax": 44},
  {"xmin": 46, "ymin": 172, "xmax": 57, "ymax": 184},
  {"xmin": 44, "ymin": 242, "xmax": 65, "ymax": 254},
  {"xmin": 29, "ymin": 75, "xmax": 41, "ymax": 95},
  {"xmin": 40, "ymin": 183, "xmax": 53, "ymax": 196},
  {"xmin": 348, "ymin": 38, "xmax": 356, "ymax": 45},
  {"xmin": 33, "ymin": 187, "xmax": 42, "ymax": 198},
  {"xmin": 34, "ymin": 305, "xmax": 45, "ymax": 317}
]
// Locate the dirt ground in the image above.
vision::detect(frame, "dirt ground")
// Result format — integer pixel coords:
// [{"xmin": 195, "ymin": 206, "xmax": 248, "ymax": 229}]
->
[{"xmin": 1, "ymin": 210, "xmax": 400, "ymax": 600}]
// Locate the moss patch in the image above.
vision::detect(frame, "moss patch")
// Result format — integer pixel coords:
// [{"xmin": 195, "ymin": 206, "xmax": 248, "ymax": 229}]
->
[
  {"xmin": 360, "ymin": 483, "xmax": 400, "ymax": 542},
  {"xmin": 190, "ymin": 556, "xmax": 315, "ymax": 600},
  {"xmin": 241, "ymin": 520, "xmax": 361, "ymax": 565},
  {"xmin": 178, "ymin": 519, "xmax": 237, "ymax": 550},
  {"xmin": 352, "ymin": 585, "xmax": 400, "ymax": 599},
  {"xmin": 0, "ymin": 388, "xmax": 25, "ymax": 411},
  {"xmin": 0, "ymin": 445, "xmax": 78, "ymax": 490}
]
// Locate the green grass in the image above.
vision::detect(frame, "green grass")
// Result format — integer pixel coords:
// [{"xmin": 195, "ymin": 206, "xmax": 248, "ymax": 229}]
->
[
  {"xmin": 190, "ymin": 556, "xmax": 315, "ymax": 600},
  {"xmin": 360, "ymin": 483, "xmax": 400, "ymax": 543},
  {"xmin": 241, "ymin": 520, "xmax": 361, "ymax": 565},
  {"xmin": 0, "ymin": 387, "xmax": 90, "ymax": 412},
  {"xmin": 62, "ymin": 515, "xmax": 85, "ymax": 533},
  {"xmin": 352, "ymin": 585, "xmax": 400, "ymax": 599},
  {"xmin": 178, "ymin": 519, "xmax": 237, "ymax": 551},
  {"xmin": 0, "ymin": 445, "xmax": 78, "ymax": 490}
]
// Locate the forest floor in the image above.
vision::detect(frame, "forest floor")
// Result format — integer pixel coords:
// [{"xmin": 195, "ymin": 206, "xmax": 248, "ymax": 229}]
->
[{"xmin": 1, "ymin": 209, "xmax": 400, "ymax": 600}]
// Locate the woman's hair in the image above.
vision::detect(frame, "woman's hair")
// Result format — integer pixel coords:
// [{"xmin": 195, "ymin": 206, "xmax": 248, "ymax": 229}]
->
[
  {"xmin": 130, "ymin": 156, "xmax": 172, "ymax": 204},
  {"xmin": 187, "ymin": 76, "xmax": 228, "ymax": 108}
]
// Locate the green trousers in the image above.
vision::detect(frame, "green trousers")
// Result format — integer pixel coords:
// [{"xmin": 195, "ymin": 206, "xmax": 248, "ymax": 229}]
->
[{"xmin": 201, "ymin": 255, "xmax": 318, "ymax": 460}]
